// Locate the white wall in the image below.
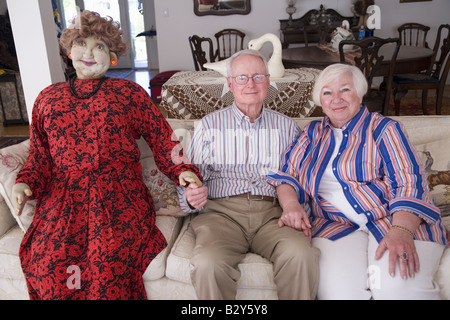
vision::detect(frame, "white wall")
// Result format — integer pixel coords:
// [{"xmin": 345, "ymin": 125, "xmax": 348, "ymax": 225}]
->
[
  {"xmin": 154, "ymin": 0, "xmax": 450, "ymax": 72},
  {"xmin": 374, "ymin": 0, "xmax": 449, "ymax": 42},
  {"xmin": 6, "ymin": 0, "xmax": 65, "ymax": 122},
  {"xmin": 142, "ymin": 0, "xmax": 159, "ymax": 70}
]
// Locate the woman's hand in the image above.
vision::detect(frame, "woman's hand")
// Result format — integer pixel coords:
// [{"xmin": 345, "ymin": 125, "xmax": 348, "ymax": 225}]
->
[
  {"xmin": 278, "ymin": 200, "xmax": 312, "ymax": 240},
  {"xmin": 375, "ymin": 210, "xmax": 422, "ymax": 280},
  {"xmin": 276, "ymin": 184, "xmax": 311, "ymax": 239}
]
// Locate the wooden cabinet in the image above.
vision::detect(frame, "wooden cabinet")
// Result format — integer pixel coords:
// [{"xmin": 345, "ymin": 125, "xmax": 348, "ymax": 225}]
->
[{"xmin": 279, "ymin": 5, "xmax": 357, "ymax": 48}]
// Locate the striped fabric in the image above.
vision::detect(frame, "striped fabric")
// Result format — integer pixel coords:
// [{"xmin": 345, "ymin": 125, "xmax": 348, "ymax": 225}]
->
[
  {"xmin": 267, "ymin": 106, "xmax": 448, "ymax": 245},
  {"xmin": 179, "ymin": 103, "xmax": 300, "ymax": 210}
]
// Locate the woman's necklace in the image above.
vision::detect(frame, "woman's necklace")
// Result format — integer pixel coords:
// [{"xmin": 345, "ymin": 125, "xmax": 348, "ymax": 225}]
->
[{"xmin": 69, "ymin": 76, "xmax": 108, "ymax": 99}]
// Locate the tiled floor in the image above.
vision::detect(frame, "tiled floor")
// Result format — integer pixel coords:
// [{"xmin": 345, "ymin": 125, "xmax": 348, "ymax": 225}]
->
[
  {"xmin": 0, "ymin": 69, "xmax": 158, "ymax": 137},
  {"xmin": 124, "ymin": 69, "xmax": 160, "ymax": 95}
]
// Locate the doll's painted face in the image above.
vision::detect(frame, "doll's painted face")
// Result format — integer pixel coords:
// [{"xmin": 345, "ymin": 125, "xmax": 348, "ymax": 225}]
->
[{"xmin": 70, "ymin": 36, "xmax": 116, "ymax": 79}]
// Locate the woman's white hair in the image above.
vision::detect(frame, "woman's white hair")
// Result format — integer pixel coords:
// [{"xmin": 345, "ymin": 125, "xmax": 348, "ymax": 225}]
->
[
  {"xmin": 312, "ymin": 63, "xmax": 368, "ymax": 106},
  {"xmin": 226, "ymin": 49, "xmax": 269, "ymax": 77}
]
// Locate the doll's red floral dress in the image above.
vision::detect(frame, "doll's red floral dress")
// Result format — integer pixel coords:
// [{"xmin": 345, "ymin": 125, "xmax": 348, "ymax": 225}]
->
[{"xmin": 15, "ymin": 77, "xmax": 200, "ymax": 299}]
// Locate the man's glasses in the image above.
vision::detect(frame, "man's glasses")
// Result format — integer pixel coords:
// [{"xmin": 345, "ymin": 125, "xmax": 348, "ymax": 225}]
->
[{"xmin": 230, "ymin": 74, "xmax": 269, "ymax": 85}]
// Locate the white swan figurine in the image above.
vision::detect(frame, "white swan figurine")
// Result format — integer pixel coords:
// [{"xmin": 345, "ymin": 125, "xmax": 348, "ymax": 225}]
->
[
  {"xmin": 203, "ymin": 59, "xmax": 229, "ymax": 77},
  {"xmin": 204, "ymin": 33, "xmax": 286, "ymax": 78},
  {"xmin": 248, "ymin": 33, "xmax": 285, "ymax": 78}
]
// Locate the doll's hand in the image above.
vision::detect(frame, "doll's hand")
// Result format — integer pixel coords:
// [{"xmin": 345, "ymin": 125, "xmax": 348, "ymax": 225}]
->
[
  {"xmin": 11, "ymin": 183, "xmax": 32, "ymax": 216},
  {"xmin": 179, "ymin": 171, "xmax": 203, "ymax": 187}
]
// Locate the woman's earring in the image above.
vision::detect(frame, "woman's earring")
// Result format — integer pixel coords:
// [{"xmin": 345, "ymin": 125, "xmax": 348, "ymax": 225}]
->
[
  {"xmin": 110, "ymin": 59, "xmax": 117, "ymax": 66},
  {"xmin": 68, "ymin": 52, "xmax": 72, "ymax": 59}
]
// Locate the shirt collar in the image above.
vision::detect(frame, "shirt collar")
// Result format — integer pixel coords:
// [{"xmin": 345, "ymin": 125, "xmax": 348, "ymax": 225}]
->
[
  {"xmin": 231, "ymin": 102, "xmax": 265, "ymax": 125},
  {"xmin": 322, "ymin": 104, "xmax": 370, "ymax": 134}
]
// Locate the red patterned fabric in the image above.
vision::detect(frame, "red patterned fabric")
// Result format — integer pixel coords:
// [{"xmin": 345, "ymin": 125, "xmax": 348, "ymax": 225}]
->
[{"xmin": 16, "ymin": 78, "xmax": 200, "ymax": 299}]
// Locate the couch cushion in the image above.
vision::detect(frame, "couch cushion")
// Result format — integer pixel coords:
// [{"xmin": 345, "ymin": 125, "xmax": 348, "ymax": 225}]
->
[
  {"xmin": 0, "ymin": 225, "xmax": 26, "ymax": 281},
  {"xmin": 165, "ymin": 215, "xmax": 277, "ymax": 290},
  {"xmin": 0, "ymin": 196, "xmax": 15, "ymax": 237},
  {"xmin": 0, "ymin": 140, "xmax": 36, "ymax": 232},
  {"xmin": 436, "ymin": 216, "xmax": 450, "ymax": 300},
  {"xmin": 143, "ymin": 215, "xmax": 183, "ymax": 280}
]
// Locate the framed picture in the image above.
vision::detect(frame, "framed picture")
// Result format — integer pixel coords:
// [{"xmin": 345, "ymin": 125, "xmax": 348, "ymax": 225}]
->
[
  {"xmin": 194, "ymin": 0, "xmax": 251, "ymax": 16},
  {"xmin": 400, "ymin": 0, "xmax": 432, "ymax": 2}
]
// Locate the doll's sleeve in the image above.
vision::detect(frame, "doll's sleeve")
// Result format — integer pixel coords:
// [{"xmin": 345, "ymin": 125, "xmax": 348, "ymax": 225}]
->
[
  {"xmin": 15, "ymin": 92, "xmax": 53, "ymax": 199},
  {"xmin": 133, "ymin": 84, "xmax": 201, "ymax": 185}
]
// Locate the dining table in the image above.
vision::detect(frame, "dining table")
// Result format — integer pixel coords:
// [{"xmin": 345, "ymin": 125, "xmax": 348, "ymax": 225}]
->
[{"xmin": 282, "ymin": 45, "xmax": 434, "ymax": 76}]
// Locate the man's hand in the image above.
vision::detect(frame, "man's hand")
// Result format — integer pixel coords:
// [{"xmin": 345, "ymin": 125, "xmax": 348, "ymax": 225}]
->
[
  {"xmin": 186, "ymin": 183, "xmax": 208, "ymax": 209},
  {"xmin": 179, "ymin": 171, "xmax": 207, "ymax": 209}
]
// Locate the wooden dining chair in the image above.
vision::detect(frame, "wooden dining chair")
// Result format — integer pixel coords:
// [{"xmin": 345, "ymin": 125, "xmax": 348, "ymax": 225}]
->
[
  {"xmin": 393, "ymin": 24, "xmax": 450, "ymax": 115},
  {"xmin": 300, "ymin": 24, "xmax": 332, "ymax": 47},
  {"xmin": 338, "ymin": 37, "xmax": 401, "ymax": 115},
  {"xmin": 214, "ymin": 28, "xmax": 245, "ymax": 61},
  {"xmin": 398, "ymin": 22, "xmax": 430, "ymax": 48},
  {"xmin": 188, "ymin": 35, "xmax": 216, "ymax": 71}
]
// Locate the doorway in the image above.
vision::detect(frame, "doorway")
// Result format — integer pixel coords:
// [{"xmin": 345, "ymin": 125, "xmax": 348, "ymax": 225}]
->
[{"xmin": 58, "ymin": 0, "xmax": 154, "ymax": 69}]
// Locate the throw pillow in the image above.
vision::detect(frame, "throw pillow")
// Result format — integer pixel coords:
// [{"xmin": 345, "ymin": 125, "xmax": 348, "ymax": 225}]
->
[
  {"xmin": 138, "ymin": 119, "xmax": 199, "ymax": 216},
  {"xmin": 402, "ymin": 116, "xmax": 450, "ymax": 217},
  {"xmin": 141, "ymin": 154, "xmax": 187, "ymax": 216},
  {"xmin": 0, "ymin": 139, "xmax": 36, "ymax": 232}
]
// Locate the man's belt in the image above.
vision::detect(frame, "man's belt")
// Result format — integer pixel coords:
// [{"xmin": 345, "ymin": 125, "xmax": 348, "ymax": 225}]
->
[{"xmin": 229, "ymin": 192, "xmax": 276, "ymax": 202}]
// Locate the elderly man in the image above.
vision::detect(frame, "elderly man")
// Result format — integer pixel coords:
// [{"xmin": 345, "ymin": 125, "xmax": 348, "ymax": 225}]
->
[{"xmin": 178, "ymin": 49, "xmax": 320, "ymax": 300}]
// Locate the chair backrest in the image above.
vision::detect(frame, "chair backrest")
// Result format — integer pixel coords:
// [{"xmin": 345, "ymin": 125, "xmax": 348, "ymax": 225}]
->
[
  {"xmin": 301, "ymin": 24, "xmax": 332, "ymax": 47},
  {"xmin": 188, "ymin": 35, "xmax": 216, "ymax": 71},
  {"xmin": 214, "ymin": 28, "xmax": 245, "ymax": 61},
  {"xmin": 339, "ymin": 37, "xmax": 401, "ymax": 114},
  {"xmin": 428, "ymin": 24, "xmax": 450, "ymax": 80},
  {"xmin": 397, "ymin": 22, "xmax": 430, "ymax": 48}
]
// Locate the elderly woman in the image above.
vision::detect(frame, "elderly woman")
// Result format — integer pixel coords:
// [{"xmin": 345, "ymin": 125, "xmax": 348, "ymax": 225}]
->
[
  {"xmin": 268, "ymin": 63, "xmax": 447, "ymax": 300},
  {"xmin": 11, "ymin": 10, "xmax": 201, "ymax": 300}
]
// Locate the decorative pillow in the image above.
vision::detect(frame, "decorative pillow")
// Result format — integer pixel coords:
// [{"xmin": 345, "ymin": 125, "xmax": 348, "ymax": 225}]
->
[
  {"xmin": 396, "ymin": 116, "xmax": 450, "ymax": 217},
  {"xmin": 141, "ymin": 155, "xmax": 186, "ymax": 216},
  {"xmin": 138, "ymin": 119, "xmax": 198, "ymax": 216},
  {"xmin": 0, "ymin": 139, "xmax": 36, "ymax": 232}
]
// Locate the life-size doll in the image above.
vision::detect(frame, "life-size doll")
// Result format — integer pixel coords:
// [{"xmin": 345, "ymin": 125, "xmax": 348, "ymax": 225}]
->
[{"xmin": 11, "ymin": 10, "xmax": 202, "ymax": 300}]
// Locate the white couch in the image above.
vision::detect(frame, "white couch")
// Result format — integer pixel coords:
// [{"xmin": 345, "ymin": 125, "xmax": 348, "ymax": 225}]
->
[{"xmin": 1, "ymin": 116, "xmax": 449, "ymax": 300}]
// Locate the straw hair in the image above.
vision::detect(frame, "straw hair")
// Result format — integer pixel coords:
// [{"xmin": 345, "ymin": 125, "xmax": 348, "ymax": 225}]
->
[{"xmin": 60, "ymin": 10, "xmax": 129, "ymax": 57}]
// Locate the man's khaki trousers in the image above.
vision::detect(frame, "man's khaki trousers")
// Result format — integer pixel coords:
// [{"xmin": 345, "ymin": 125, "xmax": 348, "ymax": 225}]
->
[{"xmin": 189, "ymin": 196, "xmax": 320, "ymax": 300}]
